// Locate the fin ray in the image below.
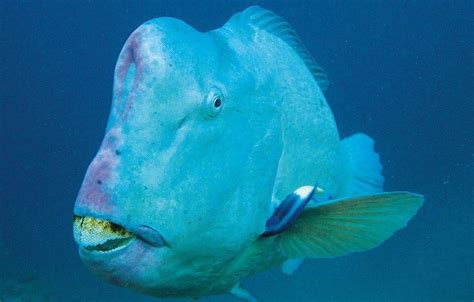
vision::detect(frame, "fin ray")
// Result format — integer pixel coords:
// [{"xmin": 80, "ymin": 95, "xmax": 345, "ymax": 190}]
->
[
  {"xmin": 239, "ymin": 6, "xmax": 329, "ymax": 91},
  {"xmin": 277, "ymin": 192, "xmax": 424, "ymax": 258}
]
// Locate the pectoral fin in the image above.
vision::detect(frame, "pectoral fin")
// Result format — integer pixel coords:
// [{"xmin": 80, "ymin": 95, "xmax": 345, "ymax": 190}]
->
[{"xmin": 277, "ymin": 192, "xmax": 424, "ymax": 258}]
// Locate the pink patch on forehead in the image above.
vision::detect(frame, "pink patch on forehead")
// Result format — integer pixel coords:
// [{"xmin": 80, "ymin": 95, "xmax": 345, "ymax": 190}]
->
[
  {"xmin": 76, "ymin": 156, "xmax": 114, "ymax": 213},
  {"xmin": 113, "ymin": 29, "xmax": 148, "ymax": 120},
  {"xmin": 114, "ymin": 27, "xmax": 148, "ymax": 81},
  {"xmin": 76, "ymin": 128, "xmax": 124, "ymax": 214},
  {"xmin": 115, "ymin": 47, "xmax": 132, "ymax": 84}
]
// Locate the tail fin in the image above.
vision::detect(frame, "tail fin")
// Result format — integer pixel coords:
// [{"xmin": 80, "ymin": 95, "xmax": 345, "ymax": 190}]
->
[
  {"xmin": 277, "ymin": 192, "xmax": 424, "ymax": 259},
  {"xmin": 341, "ymin": 133, "xmax": 384, "ymax": 195}
]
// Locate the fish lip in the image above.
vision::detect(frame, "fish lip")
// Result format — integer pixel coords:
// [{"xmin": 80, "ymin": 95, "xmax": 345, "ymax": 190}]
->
[
  {"xmin": 133, "ymin": 225, "xmax": 169, "ymax": 248},
  {"xmin": 79, "ymin": 236, "xmax": 137, "ymax": 256},
  {"xmin": 73, "ymin": 214, "xmax": 168, "ymax": 256}
]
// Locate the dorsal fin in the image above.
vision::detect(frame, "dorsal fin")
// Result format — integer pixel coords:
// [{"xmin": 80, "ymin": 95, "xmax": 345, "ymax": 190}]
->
[{"xmin": 240, "ymin": 6, "xmax": 329, "ymax": 91}]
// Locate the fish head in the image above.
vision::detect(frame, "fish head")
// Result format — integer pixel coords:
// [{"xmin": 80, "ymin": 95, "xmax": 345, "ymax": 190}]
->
[{"xmin": 73, "ymin": 16, "xmax": 283, "ymax": 295}]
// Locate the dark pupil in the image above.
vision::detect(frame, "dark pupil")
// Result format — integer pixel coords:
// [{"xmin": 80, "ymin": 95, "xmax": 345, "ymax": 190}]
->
[{"xmin": 214, "ymin": 98, "xmax": 222, "ymax": 108}]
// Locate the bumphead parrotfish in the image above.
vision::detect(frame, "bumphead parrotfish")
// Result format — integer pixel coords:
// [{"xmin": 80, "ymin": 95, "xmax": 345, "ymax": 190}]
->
[{"xmin": 73, "ymin": 6, "xmax": 424, "ymax": 301}]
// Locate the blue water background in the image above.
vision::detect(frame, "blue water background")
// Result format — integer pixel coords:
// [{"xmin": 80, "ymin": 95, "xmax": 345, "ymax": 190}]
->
[{"xmin": 1, "ymin": 1, "xmax": 472, "ymax": 301}]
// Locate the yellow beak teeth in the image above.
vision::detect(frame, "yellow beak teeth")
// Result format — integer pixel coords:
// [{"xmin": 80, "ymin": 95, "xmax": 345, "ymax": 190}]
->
[{"xmin": 73, "ymin": 216, "xmax": 133, "ymax": 248}]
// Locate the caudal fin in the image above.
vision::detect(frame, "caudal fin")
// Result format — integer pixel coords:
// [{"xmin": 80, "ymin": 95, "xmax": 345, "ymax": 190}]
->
[
  {"xmin": 277, "ymin": 192, "xmax": 424, "ymax": 259},
  {"xmin": 341, "ymin": 133, "xmax": 384, "ymax": 195}
]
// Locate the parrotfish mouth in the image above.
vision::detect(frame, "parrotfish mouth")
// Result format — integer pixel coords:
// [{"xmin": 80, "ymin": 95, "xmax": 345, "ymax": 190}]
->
[
  {"xmin": 73, "ymin": 216, "xmax": 135, "ymax": 253},
  {"xmin": 73, "ymin": 216, "xmax": 167, "ymax": 253}
]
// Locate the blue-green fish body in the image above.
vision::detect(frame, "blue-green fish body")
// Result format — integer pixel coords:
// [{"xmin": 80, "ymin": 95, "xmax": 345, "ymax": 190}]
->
[{"xmin": 73, "ymin": 6, "xmax": 423, "ymax": 301}]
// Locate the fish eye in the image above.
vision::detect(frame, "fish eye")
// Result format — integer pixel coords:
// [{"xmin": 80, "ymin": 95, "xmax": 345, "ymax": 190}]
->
[
  {"xmin": 214, "ymin": 97, "xmax": 222, "ymax": 108},
  {"xmin": 203, "ymin": 88, "xmax": 224, "ymax": 118}
]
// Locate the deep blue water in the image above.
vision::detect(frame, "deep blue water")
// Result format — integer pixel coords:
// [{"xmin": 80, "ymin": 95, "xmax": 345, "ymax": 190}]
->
[{"xmin": 1, "ymin": 1, "xmax": 472, "ymax": 301}]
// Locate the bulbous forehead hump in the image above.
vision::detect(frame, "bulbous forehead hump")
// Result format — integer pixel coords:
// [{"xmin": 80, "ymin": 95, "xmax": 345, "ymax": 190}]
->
[{"xmin": 121, "ymin": 18, "xmax": 214, "ymax": 71}]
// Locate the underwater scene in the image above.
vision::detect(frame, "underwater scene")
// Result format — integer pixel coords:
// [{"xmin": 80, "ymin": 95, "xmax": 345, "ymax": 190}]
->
[{"xmin": 1, "ymin": 1, "xmax": 473, "ymax": 301}]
